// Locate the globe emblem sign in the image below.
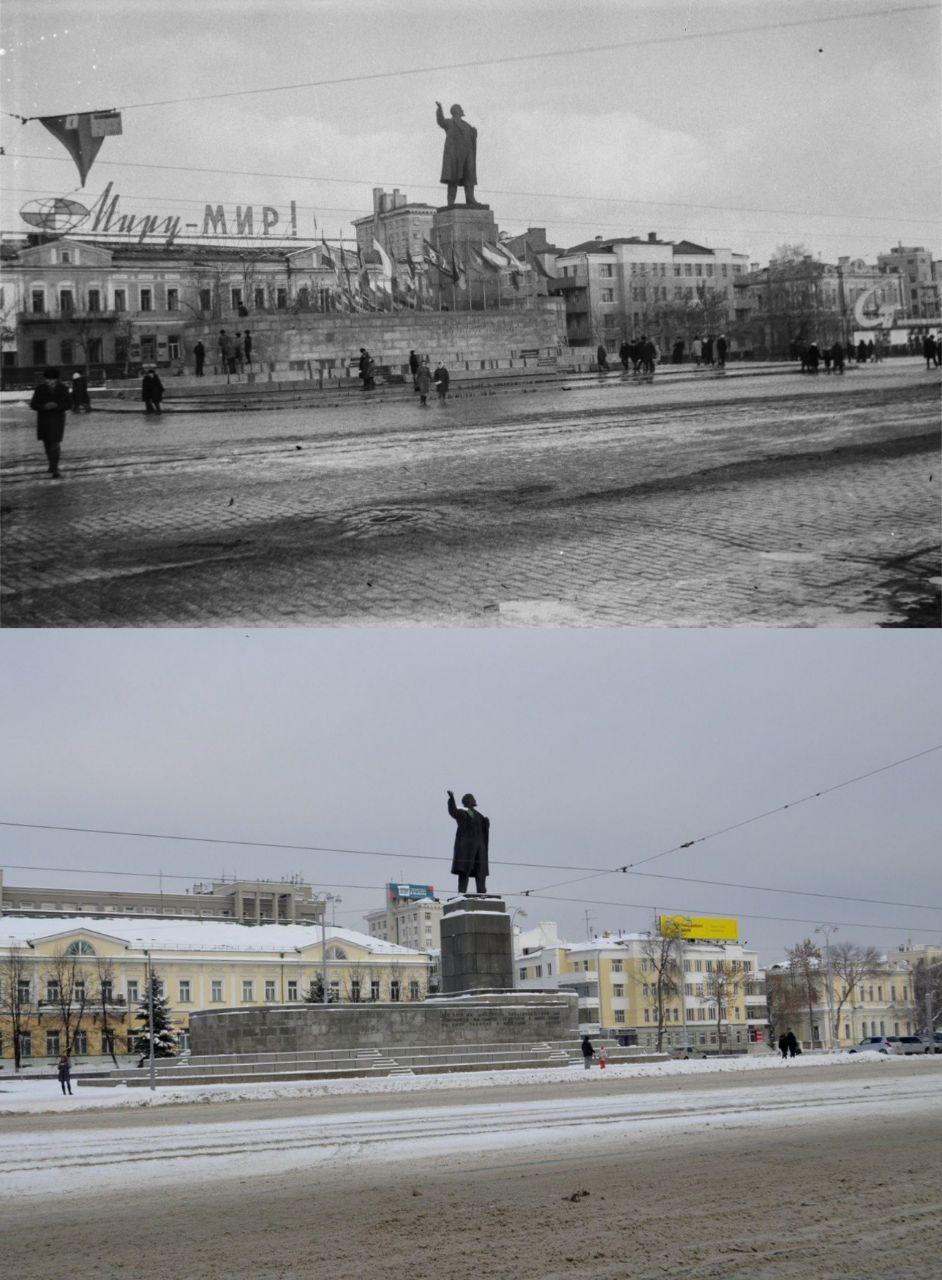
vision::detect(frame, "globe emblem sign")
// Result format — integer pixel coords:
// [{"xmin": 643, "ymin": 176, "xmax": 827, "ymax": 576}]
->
[{"xmin": 20, "ymin": 197, "xmax": 90, "ymax": 235}]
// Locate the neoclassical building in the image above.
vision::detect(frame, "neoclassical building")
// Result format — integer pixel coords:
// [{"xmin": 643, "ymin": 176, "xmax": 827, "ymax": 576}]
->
[{"xmin": 0, "ymin": 915, "xmax": 431, "ymax": 1064}]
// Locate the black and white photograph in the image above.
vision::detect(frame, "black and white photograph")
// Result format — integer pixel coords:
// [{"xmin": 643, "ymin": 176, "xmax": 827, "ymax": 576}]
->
[{"xmin": 1, "ymin": 2, "xmax": 940, "ymax": 1278}]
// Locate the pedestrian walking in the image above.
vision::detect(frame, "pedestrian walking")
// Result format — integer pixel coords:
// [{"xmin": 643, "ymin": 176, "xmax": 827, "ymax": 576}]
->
[
  {"xmin": 641, "ymin": 336, "xmax": 657, "ymax": 377},
  {"xmin": 218, "ymin": 329, "xmax": 232, "ymax": 374},
  {"xmin": 830, "ymin": 341, "xmax": 844, "ymax": 373},
  {"xmin": 716, "ymin": 334, "xmax": 728, "ymax": 369},
  {"xmin": 142, "ymin": 367, "xmax": 164, "ymax": 415},
  {"xmin": 57, "ymin": 1054, "xmax": 72, "ymax": 1095},
  {"xmin": 29, "ymin": 366, "xmax": 72, "ymax": 479},
  {"xmin": 786, "ymin": 1029, "xmax": 800, "ymax": 1058},
  {"xmin": 703, "ymin": 335, "xmax": 714, "ymax": 366},
  {"xmin": 805, "ymin": 342, "xmax": 820, "ymax": 373},
  {"xmin": 598, "ymin": 1043, "xmax": 607, "ymax": 1070},
  {"xmin": 671, "ymin": 337, "xmax": 685, "ymax": 364},
  {"xmin": 618, "ymin": 340, "xmax": 630, "ymax": 372},
  {"xmin": 415, "ymin": 359, "xmax": 432, "ymax": 406},
  {"xmin": 823, "ymin": 346, "xmax": 832, "ymax": 373},
  {"xmin": 866, "ymin": 339, "xmax": 875, "ymax": 363},
  {"xmin": 856, "ymin": 339, "xmax": 868, "ymax": 364},
  {"xmin": 409, "ymin": 349, "xmax": 420, "ymax": 389},
  {"xmin": 596, "ymin": 343, "xmax": 609, "ymax": 372},
  {"xmin": 691, "ymin": 336, "xmax": 703, "ymax": 367},
  {"xmin": 923, "ymin": 334, "xmax": 937, "ymax": 370},
  {"xmin": 233, "ymin": 333, "xmax": 245, "ymax": 373},
  {"xmin": 242, "ymin": 330, "xmax": 253, "ymax": 368},
  {"xmin": 358, "ymin": 348, "xmax": 376, "ymax": 391},
  {"xmin": 433, "ymin": 360, "xmax": 449, "ymax": 402},
  {"xmin": 193, "ymin": 340, "xmax": 205, "ymax": 377},
  {"xmin": 581, "ymin": 1034, "xmax": 595, "ymax": 1070},
  {"xmin": 71, "ymin": 370, "xmax": 92, "ymax": 412},
  {"xmin": 778, "ymin": 1032, "xmax": 789, "ymax": 1060}
]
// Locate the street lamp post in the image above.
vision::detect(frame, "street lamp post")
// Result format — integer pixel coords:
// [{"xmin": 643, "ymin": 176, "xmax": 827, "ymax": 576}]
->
[
  {"xmin": 815, "ymin": 926, "xmax": 838, "ymax": 1051},
  {"xmin": 145, "ymin": 950, "xmax": 155, "ymax": 1092}
]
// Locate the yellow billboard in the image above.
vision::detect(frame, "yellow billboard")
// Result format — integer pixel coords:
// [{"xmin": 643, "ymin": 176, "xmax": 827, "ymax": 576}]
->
[{"xmin": 659, "ymin": 914, "xmax": 739, "ymax": 942}]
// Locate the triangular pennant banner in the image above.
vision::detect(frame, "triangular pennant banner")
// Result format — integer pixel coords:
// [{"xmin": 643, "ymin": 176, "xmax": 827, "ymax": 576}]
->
[{"xmin": 38, "ymin": 111, "xmax": 122, "ymax": 186}]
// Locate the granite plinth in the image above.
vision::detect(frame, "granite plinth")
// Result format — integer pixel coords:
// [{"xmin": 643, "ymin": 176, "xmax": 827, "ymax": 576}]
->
[
  {"xmin": 430, "ymin": 205, "xmax": 501, "ymax": 311},
  {"xmin": 439, "ymin": 894, "xmax": 514, "ymax": 995}
]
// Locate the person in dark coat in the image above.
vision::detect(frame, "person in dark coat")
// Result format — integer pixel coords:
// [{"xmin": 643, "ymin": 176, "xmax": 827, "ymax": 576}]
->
[
  {"xmin": 57, "ymin": 1054, "xmax": 72, "ymax": 1095},
  {"xmin": 243, "ymin": 331, "xmax": 253, "ymax": 368},
  {"xmin": 447, "ymin": 789, "xmax": 489, "ymax": 893},
  {"xmin": 409, "ymin": 349, "xmax": 420, "ymax": 389},
  {"xmin": 786, "ymin": 1029, "xmax": 800, "ymax": 1057},
  {"xmin": 142, "ymin": 367, "xmax": 164, "ymax": 414},
  {"xmin": 856, "ymin": 339, "xmax": 868, "ymax": 364},
  {"xmin": 805, "ymin": 342, "xmax": 820, "ymax": 373},
  {"xmin": 703, "ymin": 335, "xmax": 714, "ymax": 366},
  {"xmin": 436, "ymin": 101, "xmax": 478, "ymax": 207},
  {"xmin": 415, "ymin": 360, "xmax": 432, "ymax": 406},
  {"xmin": 433, "ymin": 361, "xmax": 449, "ymax": 402},
  {"xmin": 778, "ymin": 1032, "xmax": 789, "ymax": 1060},
  {"xmin": 618, "ymin": 340, "xmax": 630, "ymax": 372},
  {"xmin": 29, "ymin": 367, "xmax": 72, "ymax": 478},
  {"xmin": 923, "ymin": 334, "xmax": 937, "ymax": 370},
  {"xmin": 71, "ymin": 371, "xmax": 92, "ymax": 412},
  {"xmin": 596, "ymin": 343, "xmax": 609, "ymax": 372},
  {"xmin": 716, "ymin": 334, "xmax": 728, "ymax": 368},
  {"xmin": 830, "ymin": 340, "xmax": 845, "ymax": 373},
  {"xmin": 358, "ymin": 348, "xmax": 376, "ymax": 391},
  {"xmin": 581, "ymin": 1035, "xmax": 595, "ymax": 1069},
  {"xmin": 193, "ymin": 340, "xmax": 205, "ymax": 377}
]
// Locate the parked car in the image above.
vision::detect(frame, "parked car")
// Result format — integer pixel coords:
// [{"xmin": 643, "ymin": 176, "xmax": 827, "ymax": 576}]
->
[
  {"xmin": 931, "ymin": 1032, "xmax": 942, "ymax": 1054},
  {"xmin": 896, "ymin": 1035, "xmax": 932, "ymax": 1055},
  {"xmin": 671, "ymin": 1045, "xmax": 707, "ymax": 1059},
  {"xmin": 848, "ymin": 1036, "xmax": 903, "ymax": 1054}
]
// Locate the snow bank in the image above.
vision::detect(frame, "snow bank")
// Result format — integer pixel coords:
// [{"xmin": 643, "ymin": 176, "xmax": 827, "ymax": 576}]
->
[{"xmin": 0, "ymin": 1048, "xmax": 913, "ymax": 1115}]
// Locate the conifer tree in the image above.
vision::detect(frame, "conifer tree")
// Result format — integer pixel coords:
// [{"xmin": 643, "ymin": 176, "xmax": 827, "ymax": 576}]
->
[{"xmin": 132, "ymin": 972, "xmax": 179, "ymax": 1059}]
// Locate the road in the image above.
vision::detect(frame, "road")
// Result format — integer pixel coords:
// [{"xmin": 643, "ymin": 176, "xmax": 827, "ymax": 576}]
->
[
  {"xmin": 2, "ymin": 1059, "xmax": 940, "ymax": 1279},
  {"xmin": 2, "ymin": 363, "xmax": 939, "ymax": 627}
]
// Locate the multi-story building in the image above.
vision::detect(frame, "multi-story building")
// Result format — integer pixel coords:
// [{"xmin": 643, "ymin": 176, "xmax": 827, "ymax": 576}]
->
[
  {"xmin": 765, "ymin": 952, "xmax": 921, "ymax": 1049},
  {"xmin": 0, "ymin": 869, "xmax": 324, "ymax": 925},
  {"xmin": 877, "ymin": 243, "xmax": 940, "ymax": 320},
  {"xmin": 0, "ymin": 914, "xmax": 431, "ymax": 1065},
  {"xmin": 549, "ymin": 232, "xmax": 749, "ymax": 352},
  {"xmin": 364, "ymin": 883, "xmax": 442, "ymax": 952},
  {"xmin": 1, "ymin": 234, "xmax": 348, "ymax": 380},
  {"xmin": 515, "ymin": 927, "xmax": 764, "ymax": 1052},
  {"xmin": 352, "ymin": 188, "xmax": 437, "ymax": 267}
]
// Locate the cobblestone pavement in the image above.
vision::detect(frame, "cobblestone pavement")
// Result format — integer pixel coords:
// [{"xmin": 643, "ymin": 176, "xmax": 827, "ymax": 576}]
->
[{"xmin": 2, "ymin": 364, "xmax": 939, "ymax": 627}]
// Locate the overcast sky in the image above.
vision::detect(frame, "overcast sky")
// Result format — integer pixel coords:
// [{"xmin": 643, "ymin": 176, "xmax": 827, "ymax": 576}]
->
[
  {"xmin": 1, "ymin": 629, "xmax": 939, "ymax": 964},
  {"xmin": 2, "ymin": 0, "xmax": 940, "ymax": 263}
]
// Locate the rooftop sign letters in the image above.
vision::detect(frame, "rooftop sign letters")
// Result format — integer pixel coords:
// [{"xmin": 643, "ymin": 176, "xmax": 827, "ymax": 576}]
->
[
  {"xmin": 20, "ymin": 182, "xmax": 303, "ymax": 246},
  {"xmin": 387, "ymin": 883, "xmax": 435, "ymax": 902}
]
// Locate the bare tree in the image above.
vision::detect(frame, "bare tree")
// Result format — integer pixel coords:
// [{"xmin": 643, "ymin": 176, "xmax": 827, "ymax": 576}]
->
[
  {"xmin": 92, "ymin": 955, "xmax": 122, "ymax": 1065},
  {"xmin": 910, "ymin": 958, "xmax": 942, "ymax": 1036},
  {"xmin": 829, "ymin": 943, "xmax": 882, "ymax": 1044},
  {"xmin": 765, "ymin": 964, "xmax": 806, "ymax": 1043},
  {"xmin": 640, "ymin": 920, "xmax": 684, "ymax": 1051},
  {"xmin": 786, "ymin": 939, "xmax": 823, "ymax": 1046},
  {"xmin": 0, "ymin": 945, "xmax": 34, "ymax": 1071},
  {"xmin": 704, "ymin": 960, "xmax": 750, "ymax": 1052},
  {"xmin": 43, "ymin": 948, "xmax": 90, "ymax": 1058}
]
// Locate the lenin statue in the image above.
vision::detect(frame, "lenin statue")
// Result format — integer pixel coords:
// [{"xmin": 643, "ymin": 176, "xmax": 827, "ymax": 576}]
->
[
  {"xmin": 436, "ymin": 102, "xmax": 478, "ymax": 208},
  {"xmin": 447, "ymin": 789, "xmax": 489, "ymax": 893}
]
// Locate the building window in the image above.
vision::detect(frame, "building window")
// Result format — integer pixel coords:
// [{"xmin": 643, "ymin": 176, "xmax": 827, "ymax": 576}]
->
[
  {"xmin": 127, "ymin": 980, "xmax": 139, "ymax": 1004},
  {"xmin": 73, "ymin": 1030, "xmax": 88, "ymax": 1055},
  {"xmin": 16, "ymin": 980, "xmax": 30, "ymax": 1003},
  {"xmin": 32, "ymin": 339, "xmax": 48, "ymax": 366},
  {"xmin": 684, "ymin": 264, "xmax": 692, "ymax": 276},
  {"xmin": 350, "ymin": 980, "xmax": 361, "ymax": 1002},
  {"xmin": 276, "ymin": 288, "xmax": 287, "ymax": 309},
  {"xmin": 139, "ymin": 288, "xmax": 153, "ymax": 311},
  {"xmin": 87, "ymin": 337, "xmax": 102, "ymax": 363},
  {"xmin": 60, "ymin": 339, "xmax": 74, "ymax": 365},
  {"xmin": 612, "ymin": 984, "xmax": 624, "ymax": 997},
  {"xmin": 254, "ymin": 287, "xmax": 266, "ymax": 309},
  {"xmin": 113, "ymin": 289, "xmax": 126, "ymax": 312},
  {"xmin": 168, "ymin": 335, "xmax": 181, "ymax": 360},
  {"xmin": 614, "ymin": 1009, "xmax": 625, "ymax": 1023},
  {"xmin": 46, "ymin": 980, "xmax": 60, "ymax": 1003},
  {"xmin": 535, "ymin": 965, "xmax": 542, "ymax": 978},
  {"xmin": 601, "ymin": 289, "xmax": 614, "ymax": 302},
  {"xmin": 328, "ymin": 981, "xmax": 340, "ymax": 1003},
  {"xmin": 100, "ymin": 980, "xmax": 113, "ymax": 1002},
  {"xmin": 265, "ymin": 980, "xmax": 277, "ymax": 1001},
  {"xmin": 519, "ymin": 968, "xmax": 527, "ymax": 980},
  {"xmin": 644, "ymin": 1008, "xmax": 650, "ymax": 1022},
  {"xmin": 46, "ymin": 1031, "xmax": 61, "ymax": 1057},
  {"xmin": 57, "ymin": 289, "xmax": 74, "ymax": 314},
  {"xmin": 31, "ymin": 288, "xmax": 45, "ymax": 313},
  {"xmin": 199, "ymin": 289, "xmax": 212, "ymax": 312},
  {"xmin": 370, "ymin": 980, "xmax": 380, "ymax": 1001},
  {"xmin": 547, "ymin": 963, "xmax": 552, "ymax": 976},
  {"xmin": 211, "ymin": 980, "xmax": 223, "ymax": 1002},
  {"xmin": 179, "ymin": 980, "xmax": 191, "ymax": 1003},
  {"xmin": 61, "ymin": 250, "xmax": 72, "ymax": 264},
  {"xmin": 287, "ymin": 980, "xmax": 298, "ymax": 1001},
  {"xmin": 390, "ymin": 981, "xmax": 401, "ymax": 1002},
  {"xmin": 102, "ymin": 1030, "xmax": 115, "ymax": 1056},
  {"xmin": 409, "ymin": 980, "xmax": 421, "ymax": 1001},
  {"xmin": 611, "ymin": 960, "xmax": 622, "ymax": 972},
  {"xmin": 167, "ymin": 288, "xmax": 179, "ymax": 311},
  {"xmin": 20, "ymin": 1033, "xmax": 33, "ymax": 1058},
  {"xmin": 242, "ymin": 980, "xmax": 254, "ymax": 1001},
  {"xmin": 231, "ymin": 288, "xmax": 243, "ymax": 311},
  {"xmin": 599, "ymin": 264, "xmax": 613, "ymax": 278},
  {"xmin": 85, "ymin": 288, "xmax": 102, "ymax": 312}
]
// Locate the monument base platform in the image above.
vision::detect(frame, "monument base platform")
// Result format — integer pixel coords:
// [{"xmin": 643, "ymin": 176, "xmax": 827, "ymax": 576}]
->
[{"xmin": 440, "ymin": 893, "xmax": 514, "ymax": 994}]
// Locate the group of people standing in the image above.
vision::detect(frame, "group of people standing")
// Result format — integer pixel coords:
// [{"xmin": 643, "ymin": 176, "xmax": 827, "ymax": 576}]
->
[
  {"xmin": 598, "ymin": 334, "xmax": 729, "ymax": 377},
  {"xmin": 798, "ymin": 341, "xmax": 846, "ymax": 374},
  {"xmin": 688, "ymin": 334, "xmax": 728, "ymax": 368},
  {"xmin": 408, "ymin": 349, "xmax": 450, "ymax": 406},
  {"xmin": 214, "ymin": 329, "xmax": 253, "ymax": 375}
]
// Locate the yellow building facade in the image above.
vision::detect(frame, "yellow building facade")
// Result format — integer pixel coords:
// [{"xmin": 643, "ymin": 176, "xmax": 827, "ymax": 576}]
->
[{"xmin": 0, "ymin": 916, "xmax": 431, "ymax": 1064}]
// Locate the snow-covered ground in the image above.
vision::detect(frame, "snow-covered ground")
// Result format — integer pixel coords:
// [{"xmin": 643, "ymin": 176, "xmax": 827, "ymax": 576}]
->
[
  {"xmin": 2, "ymin": 1060, "xmax": 938, "ymax": 1201},
  {"xmin": 0, "ymin": 1047, "xmax": 925, "ymax": 1114}
]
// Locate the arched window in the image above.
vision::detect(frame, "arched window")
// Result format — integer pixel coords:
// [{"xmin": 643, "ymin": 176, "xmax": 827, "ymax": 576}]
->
[{"xmin": 64, "ymin": 940, "xmax": 96, "ymax": 956}]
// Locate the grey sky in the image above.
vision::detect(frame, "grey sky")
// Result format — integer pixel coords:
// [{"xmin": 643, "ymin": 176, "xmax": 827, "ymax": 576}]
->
[
  {"xmin": 1, "ymin": 629, "xmax": 939, "ymax": 963},
  {"xmin": 3, "ymin": 0, "xmax": 940, "ymax": 263}
]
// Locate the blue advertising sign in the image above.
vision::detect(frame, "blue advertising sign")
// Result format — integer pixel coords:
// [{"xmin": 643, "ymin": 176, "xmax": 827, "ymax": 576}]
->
[{"xmin": 388, "ymin": 883, "xmax": 435, "ymax": 902}]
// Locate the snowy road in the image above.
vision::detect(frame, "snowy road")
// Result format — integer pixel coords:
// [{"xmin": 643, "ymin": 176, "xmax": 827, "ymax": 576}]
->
[{"xmin": 3, "ymin": 1060, "xmax": 940, "ymax": 1279}]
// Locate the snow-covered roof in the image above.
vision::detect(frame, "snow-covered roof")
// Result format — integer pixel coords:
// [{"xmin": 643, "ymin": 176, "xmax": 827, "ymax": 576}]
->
[{"xmin": 0, "ymin": 915, "xmax": 425, "ymax": 957}]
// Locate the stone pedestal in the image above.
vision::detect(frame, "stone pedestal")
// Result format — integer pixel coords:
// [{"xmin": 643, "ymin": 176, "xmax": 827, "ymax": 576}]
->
[
  {"xmin": 439, "ymin": 894, "xmax": 514, "ymax": 995},
  {"xmin": 430, "ymin": 205, "xmax": 500, "ymax": 311}
]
